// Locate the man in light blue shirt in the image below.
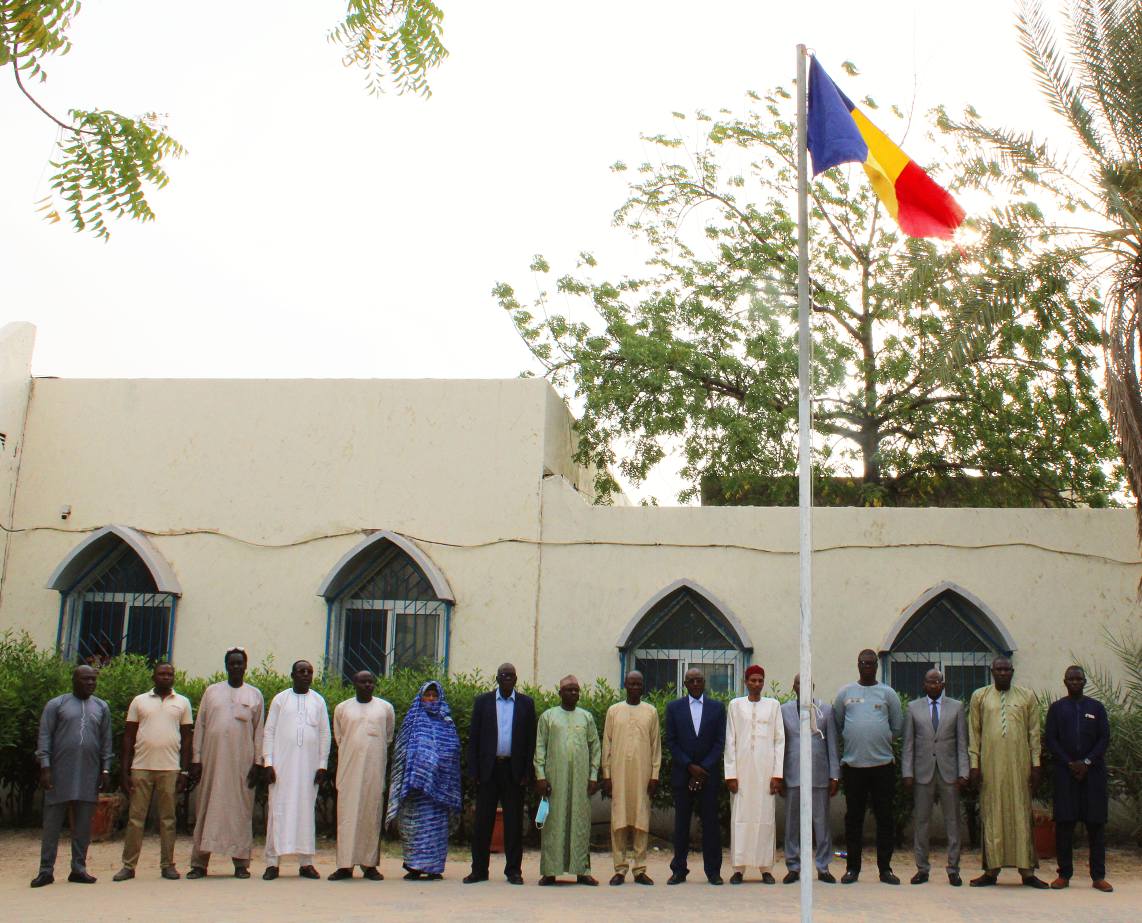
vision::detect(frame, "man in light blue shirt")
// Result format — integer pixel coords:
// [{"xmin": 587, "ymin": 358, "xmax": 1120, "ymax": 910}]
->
[
  {"xmin": 833, "ymin": 649, "xmax": 903, "ymax": 885},
  {"xmin": 496, "ymin": 686, "xmax": 515, "ymax": 757}
]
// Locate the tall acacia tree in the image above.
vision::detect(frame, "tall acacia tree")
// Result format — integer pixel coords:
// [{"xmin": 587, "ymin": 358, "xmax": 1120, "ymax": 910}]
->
[
  {"xmin": 2, "ymin": 1, "xmax": 446, "ymax": 239},
  {"xmin": 942, "ymin": 0, "xmax": 1142, "ymax": 521},
  {"xmin": 494, "ymin": 82, "xmax": 1120, "ymax": 506}
]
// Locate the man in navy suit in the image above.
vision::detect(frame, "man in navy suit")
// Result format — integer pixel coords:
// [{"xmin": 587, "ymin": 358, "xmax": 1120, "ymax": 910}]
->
[
  {"xmin": 1045, "ymin": 665, "xmax": 1113, "ymax": 893},
  {"xmin": 464, "ymin": 663, "xmax": 537, "ymax": 885},
  {"xmin": 665, "ymin": 668, "xmax": 727, "ymax": 885}
]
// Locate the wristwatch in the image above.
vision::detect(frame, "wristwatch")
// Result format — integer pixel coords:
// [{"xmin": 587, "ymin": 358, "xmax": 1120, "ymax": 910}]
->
[{"xmin": 1082, "ymin": 758, "xmax": 1092, "ymax": 766}]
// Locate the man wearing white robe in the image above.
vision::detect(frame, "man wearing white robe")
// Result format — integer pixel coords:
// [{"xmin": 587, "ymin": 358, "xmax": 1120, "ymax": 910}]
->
[
  {"xmin": 725, "ymin": 664, "xmax": 785, "ymax": 884},
  {"xmin": 262, "ymin": 660, "xmax": 331, "ymax": 880},
  {"xmin": 329, "ymin": 671, "xmax": 395, "ymax": 880}
]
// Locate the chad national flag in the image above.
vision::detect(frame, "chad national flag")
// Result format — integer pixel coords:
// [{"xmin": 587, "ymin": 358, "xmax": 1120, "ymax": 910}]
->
[{"xmin": 806, "ymin": 57, "xmax": 965, "ymax": 240}]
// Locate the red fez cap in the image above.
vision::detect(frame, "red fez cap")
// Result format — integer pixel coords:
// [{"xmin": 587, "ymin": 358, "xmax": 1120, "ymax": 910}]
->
[{"xmin": 744, "ymin": 664, "xmax": 765, "ymax": 679}]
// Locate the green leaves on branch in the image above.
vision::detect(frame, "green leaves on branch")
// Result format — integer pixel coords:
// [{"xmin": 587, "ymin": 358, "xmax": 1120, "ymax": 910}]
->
[
  {"xmin": 329, "ymin": 0, "xmax": 447, "ymax": 98},
  {"xmin": 496, "ymin": 83, "xmax": 1121, "ymax": 507},
  {"xmin": 39, "ymin": 110, "xmax": 185, "ymax": 241},
  {"xmin": 0, "ymin": 0, "xmax": 79, "ymax": 79}
]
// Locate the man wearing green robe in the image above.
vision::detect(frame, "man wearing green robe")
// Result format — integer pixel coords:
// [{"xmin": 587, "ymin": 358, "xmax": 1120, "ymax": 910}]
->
[
  {"xmin": 967, "ymin": 657, "xmax": 1048, "ymax": 888},
  {"xmin": 534, "ymin": 675, "xmax": 601, "ymax": 885}
]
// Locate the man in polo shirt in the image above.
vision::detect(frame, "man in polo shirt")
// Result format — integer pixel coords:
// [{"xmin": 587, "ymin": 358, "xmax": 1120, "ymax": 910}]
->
[
  {"xmin": 833, "ymin": 648, "xmax": 903, "ymax": 885},
  {"xmin": 114, "ymin": 662, "xmax": 194, "ymax": 881}
]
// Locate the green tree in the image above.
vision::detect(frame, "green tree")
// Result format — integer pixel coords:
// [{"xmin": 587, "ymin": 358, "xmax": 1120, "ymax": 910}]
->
[
  {"xmin": 939, "ymin": 0, "xmax": 1142, "ymax": 516},
  {"xmin": 494, "ymin": 82, "xmax": 1120, "ymax": 506},
  {"xmin": 2, "ymin": 1, "xmax": 446, "ymax": 240}
]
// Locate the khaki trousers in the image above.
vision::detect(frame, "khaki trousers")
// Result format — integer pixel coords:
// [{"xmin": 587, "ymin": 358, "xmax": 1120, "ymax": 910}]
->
[
  {"xmin": 121, "ymin": 769, "xmax": 179, "ymax": 870},
  {"xmin": 611, "ymin": 826, "xmax": 649, "ymax": 876}
]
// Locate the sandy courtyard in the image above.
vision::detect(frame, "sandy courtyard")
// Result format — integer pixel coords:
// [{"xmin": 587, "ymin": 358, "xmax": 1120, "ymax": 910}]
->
[{"xmin": 2, "ymin": 830, "xmax": 1139, "ymax": 923}]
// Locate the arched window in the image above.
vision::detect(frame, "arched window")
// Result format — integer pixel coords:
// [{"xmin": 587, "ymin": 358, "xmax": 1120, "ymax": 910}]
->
[
  {"xmin": 617, "ymin": 580, "xmax": 752, "ymax": 695},
  {"xmin": 882, "ymin": 583, "xmax": 1014, "ymax": 701},
  {"xmin": 48, "ymin": 526, "xmax": 181, "ymax": 664},
  {"xmin": 318, "ymin": 531, "xmax": 454, "ymax": 681}
]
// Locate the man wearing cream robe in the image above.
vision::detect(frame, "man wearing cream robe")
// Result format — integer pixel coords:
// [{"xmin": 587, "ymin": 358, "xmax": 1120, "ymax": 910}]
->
[
  {"xmin": 725, "ymin": 664, "xmax": 785, "ymax": 884},
  {"xmin": 601, "ymin": 670, "xmax": 661, "ymax": 885},
  {"xmin": 329, "ymin": 671, "xmax": 395, "ymax": 880}
]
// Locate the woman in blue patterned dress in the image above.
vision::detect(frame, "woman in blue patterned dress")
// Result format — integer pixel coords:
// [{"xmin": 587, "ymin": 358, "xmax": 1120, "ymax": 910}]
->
[{"xmin": 386, "ymin": 680, "xmax": 462, "ymax": 880}]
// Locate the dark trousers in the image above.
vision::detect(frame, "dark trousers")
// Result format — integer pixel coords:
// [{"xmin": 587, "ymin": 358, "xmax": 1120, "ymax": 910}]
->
[
  {"xmin": 843, "ymin": 763, "xmax": 895, "ymax": 874},
  {"xmin": 40, "ymin": 800, "xmax": 95, "ymax": 876},
  {"xmin": 1056, "ymin": 820, "xmax": 1106, "ymax": 882},
  {"xmin": 671, "ymin": 783, "xmax": 722, "ymax": 880},
  {"xmin": 470, "ymin": 760, "xmax": 524, "ymax": 878}
]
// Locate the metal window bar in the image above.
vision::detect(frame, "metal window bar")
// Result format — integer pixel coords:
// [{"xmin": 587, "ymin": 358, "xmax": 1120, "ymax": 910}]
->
[{"xmin": 60, "ymin": 546, "xmax": 175, "ymax": 664}]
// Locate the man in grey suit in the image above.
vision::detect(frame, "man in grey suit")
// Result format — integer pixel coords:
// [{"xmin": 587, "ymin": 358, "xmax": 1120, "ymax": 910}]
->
[
  {"xmin": 902, "ymin": 669, "xmax": 969, "ymax": 886},
  {"xmin": 779, "ymin": 674, "xmax": 840, "ymax": 884}
]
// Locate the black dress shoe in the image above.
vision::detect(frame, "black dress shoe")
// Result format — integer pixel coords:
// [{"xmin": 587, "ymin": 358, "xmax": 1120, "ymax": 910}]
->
[
  {"xmin": 537, "ymin": 875, "xmax": 556, "ymax": 886},
  {"xmin": 462, "ymin": 873, "xmax": 488, "ymax": 884},
  {"xmin": 633, "ymin": 873, "xmax": 654, "ymax": 885},
  {"xmin": 298, "ymin": 865, "xmax": 320, "ymax": 879},
  {"xmin": 880, "ymin": 871, "xmax": 900, "ymax": 885},
  {"xmin": 948, "ymin": 872, "xmax": 962, "ymax": 887},
  {"xmin": 818, "ymin": 870, "xmax": 836, "ymax": 884},
  {"xmin": 30, "ymin": 873, "xmax": 54, "ymax": 888},
  {"xmin": 841, "ymin": 870, "xmax": 859, "ymax": 884},
  {"xmin": 667, "ymin": 872, "xmax": 687, "ymax": 885},
  {"xmin": 262, "ymin": 866, "xmax": 279, "ymax": 880},
  {"xmin": 729, "ymin": 871, "xmax": 744, "ymax": 884},
  {"xmin": 783, "ymin": 870, "xmax": 799, "ymax": 884},
  {"xmin": 187, "ymin": 867, "xmax": 207, "ymax": 880},
  {"xmin": 1022, "ymin": 875, "xmax": 1049, "ymax": 889},
  {"xmin": 969, "ymin": 873, "xmax": 997, "ymax": 887},
  {"xmin": 609, "ymin": 873, "xmax": 625, "ymax": 886},
  {"xmin": 761, "ymin": 872, "xmax": 776, "ymax": 884},
  {"xmin": 328, "ymin": 868, "xmax": 353, "ymax": 880},
  {"xmin": 708, "ymin": 876, "xmax": 724, "ymax": 885},
  {"xmin": 67, "ymin": 872, "xmax": 97, "ymax": 884},
  {"xmin": 362, "ymin": 867, "xmax": 383, "ymax": 881},
  {"xmin": 234, "ymin": 866, "xmax": 251, "ymax": 879},
  {"xmin": 910, "ymin": 871, "xmax": 928, "ymax": 885},
  {"xmin": 506, "ymin": 874, "xmax": 525, "ymax": 885}
]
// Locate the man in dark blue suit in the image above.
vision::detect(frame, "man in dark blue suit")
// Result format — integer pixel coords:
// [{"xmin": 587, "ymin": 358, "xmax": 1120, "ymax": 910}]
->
[
  {"xmin": 664, "ymin": 668, "xmax": 726, "ymax": 885},
  {"xmin": 1045, "ymin": 665, "xmax": 1113, "ymax": 893},
  {"xmin": 464, "ymin": 663, "xmax": 537, "ymax": 885}
]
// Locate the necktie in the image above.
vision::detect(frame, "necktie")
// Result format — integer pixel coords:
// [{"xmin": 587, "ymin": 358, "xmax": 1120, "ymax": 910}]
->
[{"xmin": 930, "ymin": 699, "xmax": 939, "ymax": 734}]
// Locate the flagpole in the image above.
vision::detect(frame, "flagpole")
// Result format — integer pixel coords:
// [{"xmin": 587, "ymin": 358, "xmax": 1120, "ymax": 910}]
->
[{"xmin": 795, "ymin": 42, "xmax": 814, "ymax": 923}]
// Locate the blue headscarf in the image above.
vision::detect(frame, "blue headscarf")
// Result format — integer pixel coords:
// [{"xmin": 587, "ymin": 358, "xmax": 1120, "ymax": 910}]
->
[{"xmin": 386, "ymin": 680, "xmax": 462, "ymax": 823}]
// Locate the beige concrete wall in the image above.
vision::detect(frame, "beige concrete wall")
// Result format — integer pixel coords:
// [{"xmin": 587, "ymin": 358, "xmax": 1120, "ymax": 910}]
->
[
  {"xmin": 0, "ymin": 376, "xmax": 557, "ymax": 678},
  {"xmin": 0, "ymin": 323, "xmax": 36, "ymax": 608},
  {"xmin": 1, "ymin": 362, "xmax": 1138, "ymax": 700},
  {"xmin": 534, "ymin": 476, "xmax": 1142, "ymax": 696}
]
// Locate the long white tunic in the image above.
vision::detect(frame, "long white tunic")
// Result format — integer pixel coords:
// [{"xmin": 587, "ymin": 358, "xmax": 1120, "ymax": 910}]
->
[
  {"xmin": 333, "ymin": 697, "xmax": 395, "ymax": 868},
  {"xmin": 724, "ymin": 696, "xmax": 785, "ymax": 870},
  {"xmin": 263, "ymin": 689, "xmax": 331, "ymax": 858}
]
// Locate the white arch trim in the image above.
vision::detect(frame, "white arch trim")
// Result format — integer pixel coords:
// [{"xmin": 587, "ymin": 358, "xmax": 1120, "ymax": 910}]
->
[
  {"xmin": 316, "ymin": 530, "xmax": 454, "ymax": 602},
  {"xmin": 615, "ymin": 578, "xmax": 753, "ymax": 652},
  {"xmin": 46, "ymin": 525, "xmax": 182, "ymax": 596},
  {"xmin": 879, "ymin": 581, "xmax": 1016, "ymax": 655}
]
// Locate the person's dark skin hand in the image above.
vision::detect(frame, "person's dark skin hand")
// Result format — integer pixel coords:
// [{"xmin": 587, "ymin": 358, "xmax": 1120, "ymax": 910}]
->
[
  {"xmin": 39, "ymin": 767, "xmax": 53, "ymax": 791},
  {"xmin": 587, "ymin": 780, "xmax": 598, "ymax": 797},
  {"xmin": 188, "ymin": 763, "xmax": 202, "ymax": 785},
  {"xmin": 99, "ymin": 770, "xmax": 111, "ymax": 793},
  {"xmin": 535, "ymin": 780, "xmax": 551, "ymax": 798},
  {"xmin": 121, "ymin": 772, "xmax": 135, "ymax": 796},
  {"xmin": 903, "ymin": 776, "xmax": 914, "ymax": 791},
  {"xmin": 314, "ymin": 768, "xmax": 328, "ymax": 786},
  {"xmin": 956, "ymin": 776, "xmax": 968, "ymax": 791},
  {"xmin": 246, "ymin": 764, "xmax": 260, "ymax": 789},
  {"xmin": 647, "ymin": 779, "xmax": 658, "ymax": 797},
  {"xmin": 602, "ymin": 778, "xmax": 612, "ymax": 797},
  {"xmin": 769, "ymin": 777, "xmax": 782, "ymax": 796},
  {"xmin": 1068, "ymin": 760, "xmax": 1088, "ymax": 781},
  {"xmin": 264, "ymin": 766, "xmax": 277, "ymax": 786},
  {"xmin": 1029, "ymin": 766, "xmax": 1041, "ymax": 793},
  {"xmin": 828, "ymin": 779, "xmax": 839, "ymax": 797},
  {"xmin": 176, "ymin": 773, "xmax": 188, "ymax": 794},
  {"xmin": 687, "ymin": 763, "xmax": 708, "ymax": 781},
  {"xmin": 725, "ymin": 778, "xmax": 739, "ymax": 794},
  {"xmin": 969, "ymin": 767, "xmax": 982, "ymax": 790}
]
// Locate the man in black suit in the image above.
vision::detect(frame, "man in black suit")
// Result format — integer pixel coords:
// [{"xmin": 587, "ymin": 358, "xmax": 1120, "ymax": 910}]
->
[
  {"xmin": 464, "ymin": 662, "xmax": 537, "ymax": 885},
  {"xmin": 664, "ymin": 668, "xmax": 727, "ymax": 885}
]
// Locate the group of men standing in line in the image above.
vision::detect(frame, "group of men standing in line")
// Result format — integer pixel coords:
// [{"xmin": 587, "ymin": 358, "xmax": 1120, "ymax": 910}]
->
[{"xmin": 31, "ymin": 648, "xmax": 1114, "ymax": 895}]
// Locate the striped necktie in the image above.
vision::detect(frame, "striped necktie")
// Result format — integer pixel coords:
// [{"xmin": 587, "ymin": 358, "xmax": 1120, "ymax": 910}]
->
[{"xmin": 999, "ymin": 689, "xmax": 1008, "ymax": 737}]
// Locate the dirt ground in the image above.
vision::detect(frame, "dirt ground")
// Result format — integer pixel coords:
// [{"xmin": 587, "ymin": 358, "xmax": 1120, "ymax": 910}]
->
[{"xmin": 2, "ymin": 830, "xmax": 1139, "ymax": 922}]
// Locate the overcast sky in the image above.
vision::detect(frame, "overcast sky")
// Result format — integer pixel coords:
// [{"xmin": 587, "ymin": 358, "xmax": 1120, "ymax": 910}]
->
[{"xmin": 1, "ymin": 1, "xmax": 1066, "ymax": 501}]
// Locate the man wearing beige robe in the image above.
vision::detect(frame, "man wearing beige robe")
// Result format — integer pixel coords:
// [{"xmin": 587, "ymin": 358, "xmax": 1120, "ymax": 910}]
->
[
  {"xmin": 329, "ymin": 671, "xmax": 395, "ymax": 880},
  {"xmin": 601, "ymin": 670, "xmax": 661, "ymax": 886},
  {"xmin": 188, "ymin": 648, "xmax": 264, "ymax": 879}
]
